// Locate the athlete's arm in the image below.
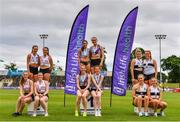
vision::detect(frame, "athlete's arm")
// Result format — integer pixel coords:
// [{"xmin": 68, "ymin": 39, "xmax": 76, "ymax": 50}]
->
[
  {"xmin": 91, "ymin": 75, "xmax": 99, "ymax": 90},
  {"xmin": 27, "ymin": 54, "xmax": 30, "ymax": 72},
  {"xmin": 49, "ymin": 55, "xmax": 53, "ymax": 72},
  {"xmin": 84, "ymin": 74, "xmax": 91, "ymax": 91},
  {"xmin": 78, "ymin": 48, "xmax": 81, "ymax": 65},
  {"xmin": 38, "ymin": 55, "xmax": 40, "ymax": 67},
  {"xmin": 100, "ymin": 47, "xmax": 104, "ymax": 67},
  {"xmin": 147, "ymin": 87, "xmax": 152, "ymax": 100},
  {"xmin": 132, "ymin": 85, "xmax": 137, "ymax": 98},
  {"xmin": 153, "ymin": 59, "xmax": 158, "ymax": 79},
  {"xmin": 131, "ymin": 59, "xmax": 135, "ymax": 81},
  {"xmin": 159, "ymin": 89, "xmax": 163, "ymax": 101},
  {"xmin": 34, "ymin": 82, "xmax": 39, "ymax": 96},
  {"xmin": 98, "ymin": 76, "xmax": 104, "ymax": 91},
  {"xmin": 43, "ymin": 80, "xmax": 49, "ymax": 96},
  {"xmin": 76, "ymin": 75, "xmax": 81, "ymax": 91},
  {"xmin": 19, "ymin": 84, "xmax": 24, "ymax": 97}
]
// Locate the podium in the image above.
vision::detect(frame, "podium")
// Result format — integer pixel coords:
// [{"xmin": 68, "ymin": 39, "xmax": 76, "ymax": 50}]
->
[
  {"xmin": 80, "ymin": 95, "xmax": 102, "ymax": 115},
  {"xmin": 27, "ymin": 101, "xmax": 48, "ymax": 115}
]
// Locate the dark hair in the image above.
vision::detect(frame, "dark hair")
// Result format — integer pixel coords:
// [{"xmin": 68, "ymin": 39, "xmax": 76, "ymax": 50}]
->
[
  {"xmin": 81, "ymin": 40, "xmax": 88, "ymax": 51},
  {"xmin": 43, "ymin": 47, "xmax": 49, "ymax": 55},
  {"xmin": 145, "ymin": 50, "xmax": 152, "ymax": 59},
  {"xmin": 31, "ymin": 45, "xmax": 38, "ymax": 53},
  {"xmin": 94, "ymin": 65, "xmax": 100, "ymax": 68}
]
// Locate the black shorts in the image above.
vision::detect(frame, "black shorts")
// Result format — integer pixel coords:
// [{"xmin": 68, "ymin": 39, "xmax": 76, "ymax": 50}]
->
[
  {"xmin": 134, "ymin": 70, "xmax": 143, "ymax": 79},
  {"xmin": 36, "ymin": 93, "xmax": 49, "ymax": 98},
  {"xmin": 80, "ymin": 61, "xmax": 89, "ymax": 66},
  {"xmin": 39, "ymin": 68, "xmax": 50, "ymax": 75},
  {"xmin": 80, "ymin": 86, "xmax": 86, "ymax": 89},
  {"xmin": 80, "ymin": 86, "xmax": 90, "ymax": 91},
  {"xmin": 144, "ymin": 73, "xmax": 155, "ymax": 81},
  {"xmin": 24, "ymin": 93, "xmax": 34, "ymax": 101},
  {"xmin": 90, "ymin": 59, "xmax": 101, "ymax": 67},
  {"xmin": 29, "ymin": 66, "xmax": 38, "ymax": 75},
  {"xmin": 90, "ymin": 88, "xmax": 97, "ymax": 92}
]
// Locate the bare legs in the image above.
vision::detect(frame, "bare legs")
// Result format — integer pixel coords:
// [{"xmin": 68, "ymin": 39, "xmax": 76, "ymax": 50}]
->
[
  {"xmin": 33, "ymin": 96, "xmax": 48, "ymax": 116},
  {"xmin": 75, "ymin": 90, "xmax": 89, "ymax": 116}
]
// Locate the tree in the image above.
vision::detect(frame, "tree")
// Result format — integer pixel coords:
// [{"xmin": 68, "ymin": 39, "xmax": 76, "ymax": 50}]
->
[
  {"xmin": 161, "ymin": 55, "xmax": 180, "ymax": 83},
  {"xmin": 130, "ymin": 47, "xmax": 145, "ymax": 60},
  {"xmin": 157, "ymin": 72, "xmax": 168, "ymax": 82}
]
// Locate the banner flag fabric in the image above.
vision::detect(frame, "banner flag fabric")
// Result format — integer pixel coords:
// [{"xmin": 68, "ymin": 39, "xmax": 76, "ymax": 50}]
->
[
  {"xmin": 112, "ymin": 7, "xmax": 138, "ymax": 96},
  {"xmin": 65, "ymin": 5, "xmax": 89, "ymax": 95}
]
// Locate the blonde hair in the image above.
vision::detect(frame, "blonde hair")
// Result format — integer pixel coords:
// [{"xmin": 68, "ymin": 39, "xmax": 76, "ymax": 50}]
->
[
  {"xmin": 135, "ymin": 48, "xmax": 142, "ymax": 55},
  {"xmin": 151, "ymin": 77, "xmax": 159, "ymax": 85}
]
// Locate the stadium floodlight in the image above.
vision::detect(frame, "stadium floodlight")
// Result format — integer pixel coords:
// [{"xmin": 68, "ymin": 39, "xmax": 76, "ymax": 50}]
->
[
  {"xmin": 154, "ymin": 34, "xmax": 167, "ymax": 85},
  {"xmin": 39, "ymin": 34, "xmax": 48, "ymax": 47}
]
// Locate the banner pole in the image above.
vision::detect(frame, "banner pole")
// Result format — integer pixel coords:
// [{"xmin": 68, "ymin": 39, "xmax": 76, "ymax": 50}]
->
[{"xmin": 64, "ymin": 90, "xmax": 66, "ymax": 107}]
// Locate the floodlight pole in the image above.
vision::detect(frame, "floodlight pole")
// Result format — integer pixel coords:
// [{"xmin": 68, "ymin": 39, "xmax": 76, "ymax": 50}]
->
[
  {"xmin": 155, "ymin": 34, "xmax": 166, "ymax": 91},
  {"xmin": 40, "ymin": 34, "xmax": 48, "ymax": 48}
]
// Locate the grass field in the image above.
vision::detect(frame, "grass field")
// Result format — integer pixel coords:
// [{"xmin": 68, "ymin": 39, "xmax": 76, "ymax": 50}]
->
[
  {"xmin": 0, "ymin": 89, "xmax": 180, "ymax": 121},
  {"xmin": 165, "ymin": 83, "xmax": 180, "ymax": 88}
]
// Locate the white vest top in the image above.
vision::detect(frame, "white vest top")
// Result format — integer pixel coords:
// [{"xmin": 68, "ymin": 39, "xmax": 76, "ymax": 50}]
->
[
  {"xmin": 40, "ymin": 55, "xmax": 50, "ymax": 67},
  {"xmin": 143, "ymin": 59, "xmax": 155, "ymax": 75},
  {"xmin": 29, "ymin": 53, "xmax": 39, "ymax": 65},
  {"xmin": 23, "ymin": 79, "xmax": 31, "ymax": 93},
  {"xmin": 134, "ymin": 59, "xmax": 143, "ymax": 70},
  {"xmin": 37, "ymin": 80, "xmax": 46, "ymax": 93},
  {"xmin": 150, "ymin": 86, "xmax": 161, "ymax": 99},
  {"xmin": 135, "ymin": 83, "xmax": 148, "ymax": 96}
]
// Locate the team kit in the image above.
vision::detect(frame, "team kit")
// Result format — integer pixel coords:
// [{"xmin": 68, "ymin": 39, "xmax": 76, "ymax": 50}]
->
[{"xmin": 11, "ymin": 37, "xmax": 167, "ymax": 117}]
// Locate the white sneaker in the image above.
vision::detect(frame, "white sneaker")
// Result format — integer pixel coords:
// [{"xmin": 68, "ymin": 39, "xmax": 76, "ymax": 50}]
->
[
  {"xmin": 139, "ymin": 112, "xmax": 143, "ymax": 117},
  {"xmin": 160, "ymin": 111, "xmax": 165, "ymax": 116},
  {"xmin": 98, "ymin": 110, "xmax": 102, "ymax": 117},
  {"xmin": 95, "ymin": 111, "xmax": 98, "ymax": 116},
  {"xmin": 154, "ymin": 112, "xmax": 158, "ymax": 117},
  {"xmin": 32, "ymin": 112, "xmax": 36, "ymax": 117},
  {"xmin": 44, "ymin": 112, "xmax": 48, "ymax": 117},
  {"xmin": 144, "ymin": 112, "xmax": 149, "ymax": 117}
]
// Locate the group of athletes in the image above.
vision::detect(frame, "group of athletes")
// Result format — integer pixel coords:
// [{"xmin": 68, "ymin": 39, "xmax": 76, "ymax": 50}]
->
[
  {"xmin": 11, "ymin": 37, "xmax": 167, "ymax": 118},
  {"xmin": 131, "ymin": 49, "xmax": 168, "ymax": 117},
  {"xmin": 12, "ymin": 46, "xmax": 53, "ymax": 117},
  {"xmin": 11, "ymin": 36, "xmax": 105, "ymax": 117},
  {"xmin": 75, "ymin": 37, "xmax": 105, "ymax": 117}
]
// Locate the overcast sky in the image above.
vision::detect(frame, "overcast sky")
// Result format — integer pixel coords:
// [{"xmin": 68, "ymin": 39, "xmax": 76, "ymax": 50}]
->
[{"xmin": 0, "ymin": 0, "xmax": 180, "ymax": 71}]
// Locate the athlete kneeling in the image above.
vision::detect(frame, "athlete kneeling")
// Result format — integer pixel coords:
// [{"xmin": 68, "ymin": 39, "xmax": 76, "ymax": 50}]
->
[
  {"xmin": 132, "ymin": 74, "xmax": 149, "ymax": 117},
  {"xmin": 148, "ymin": 78, "xmax": 167, "ymax": 117}
]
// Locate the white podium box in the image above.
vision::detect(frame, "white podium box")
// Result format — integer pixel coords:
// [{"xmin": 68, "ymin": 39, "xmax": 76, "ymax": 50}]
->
[
  {"xmin": 80, "ymin": 95, "xmax": 101, "ymax": 115},
  {"xmin": 27, "ymin": 101, "xmax": 48, "ymax": 115},
  {"xmin": 80, "ymin": 96, "xmax": 94, "ymax": 115}
]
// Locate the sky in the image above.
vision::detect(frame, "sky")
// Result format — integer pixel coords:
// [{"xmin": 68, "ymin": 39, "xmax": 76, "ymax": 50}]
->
[{"xmin": 0, "ymin": 0, "xmax": 180, "ymax": 71}]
